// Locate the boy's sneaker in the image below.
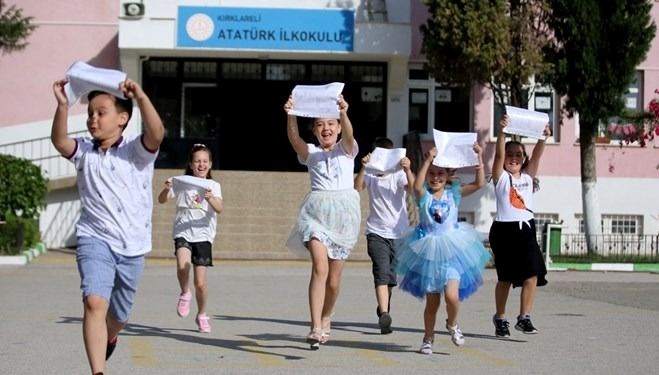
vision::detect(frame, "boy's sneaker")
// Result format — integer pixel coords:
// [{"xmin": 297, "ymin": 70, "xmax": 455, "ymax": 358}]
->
[
  {"xmin": 445, "ymin": 320, "xmax": 465, "ymax": 346},
  {"xmin": 196, "ymin": 313, "xmax": 212, "ymax": 333},
  {"xmin": 378, "ymin": 312, "xmax": 393, "ymax": 334},
  {"xmin": 419, "ymin": 337, "xmax": 433, "ymax": 355},
  {"xmin": 105, "ymin": 336, "xmax": 118, "ymax": 360},
  {"xmin": 177, "ymin": 290, "xmax": 192, "ymax": 317},
  {"xmin": 515, "ymin": 316, "xmax": 538, "ymax": 334},
  {"xmin": 492, "ymin": 315, "xmax": 511, "ymax": 338}
]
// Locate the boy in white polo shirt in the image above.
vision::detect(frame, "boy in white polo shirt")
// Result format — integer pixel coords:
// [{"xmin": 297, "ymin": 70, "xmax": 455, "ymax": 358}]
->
[{"xmin": 51, "ymin": 76, "xmax": 164, "ymax": 375}]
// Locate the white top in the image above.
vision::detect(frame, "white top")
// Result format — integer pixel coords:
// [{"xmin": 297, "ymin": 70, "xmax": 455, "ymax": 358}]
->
[
  {"xmin": 301, "ymin": 140, "xmax": 358, "ymax": 191},
  {"xmin": 363, "ymin": 170, "xmax": 410, "ymax": 239},
  {"xmin": 69, "ymin": 134, "xmax": 157, "ymax": 256},
  {"xmin": 170, "ymin": 176, "xmax": 222, "ymax": 243},
  {"xmin": 494, "ymin": 170, "xmax": 535, "ymax": 222}
]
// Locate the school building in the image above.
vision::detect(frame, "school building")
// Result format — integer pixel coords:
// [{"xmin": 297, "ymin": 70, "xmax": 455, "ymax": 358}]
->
[{"xmin": 1, "ymin": 0, "xmax": 657, "ymax": 260}]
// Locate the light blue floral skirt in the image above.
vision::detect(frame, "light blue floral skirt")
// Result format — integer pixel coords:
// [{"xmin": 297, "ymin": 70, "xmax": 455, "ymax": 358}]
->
[{"xmin": 286, "ymin": 189, "xmax": 360, "ymax": 260}]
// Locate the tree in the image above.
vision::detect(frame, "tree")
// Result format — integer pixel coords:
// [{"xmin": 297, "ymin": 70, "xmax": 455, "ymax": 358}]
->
[
  {"xmin": 0, "ymin": 0, "xmax": 36, "ymax": 54},
  {"xmin": 544, "ymin": 0, "xmax": 655, "ymax": 252},
  {"xmin": 421, "ymin": 0, "xmax": 552, "ymax": 110}
]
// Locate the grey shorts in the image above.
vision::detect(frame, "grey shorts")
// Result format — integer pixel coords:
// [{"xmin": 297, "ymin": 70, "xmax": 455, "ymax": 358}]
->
[
  {"xmin": 76, "ymin": 236, "xmax": 145, "ymax": 322},
  {"xmin": 366, "ymin": 233, "xmax": 398, "ymax": 287}
]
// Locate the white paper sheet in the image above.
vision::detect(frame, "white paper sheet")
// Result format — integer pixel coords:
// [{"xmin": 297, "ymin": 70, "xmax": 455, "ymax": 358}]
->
[
  {"xmin": 289, "ymin": 82, "xmax": 345, "ymax": 118},
  {"xmin": 432, "ymin": 129, "xmax": 479, "ymax": 168},
  {"xmin": 504, "ymin": 105, "xmax": 548, "ymax": 139},
  {"xmin": 172, "ymin": 175, "xmax": 214, "ymax": 192},
  {"xmin": 365, "ymin": 147, "xmax": 407, "ymax": 174},
  {"xmin": 63, "ymin": 61, "xmax": 127, "ymax": 107}
]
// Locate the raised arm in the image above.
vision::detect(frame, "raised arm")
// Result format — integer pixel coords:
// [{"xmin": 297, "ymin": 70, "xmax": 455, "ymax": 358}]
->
[
  {"xmin": 337, "ymin": 95, "xmax": 355, "ymax": 155},
  {"xmin": 525, "ymin": 124, "xmax": 552, "ymax": 178},
  {"xmin": 400, "ymin": 156, "xmax": 416, "ymax": 192},
  {"xmin": 284, "ymin": 96, "xmax": 309, "ymax": 160},
  {"xmin": 491, "ymin": 115, "xmax": 509, "ymax": 184},
  {"xmin": 460, "ymin": 142, "xmax": 485, "ymax": 197},
  {"xmin": 120, "ymin": 79, "xmax": 164, "ymax": 151},
  {"xmin": 50, "ymin": 79, "xmax": 77, "ymax": 157},
  {"xmin": 414, "ymin": 147, "xmax": 437, "ymax": 198},
  {"xmin": 354, "ymin": 153, "xmax": 370, "ymax": 191}
]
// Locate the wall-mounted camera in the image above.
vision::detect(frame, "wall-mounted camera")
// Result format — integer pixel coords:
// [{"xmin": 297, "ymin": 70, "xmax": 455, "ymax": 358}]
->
[{"xmin": 123, "ymin": 2, "xmax": 144, "ymax": 18}]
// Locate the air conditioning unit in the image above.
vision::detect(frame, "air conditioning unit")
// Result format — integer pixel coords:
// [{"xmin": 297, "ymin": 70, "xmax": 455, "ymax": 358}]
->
[{"xmin": 123, "ymin": 2, "xmax": 144, "ymax": 18}]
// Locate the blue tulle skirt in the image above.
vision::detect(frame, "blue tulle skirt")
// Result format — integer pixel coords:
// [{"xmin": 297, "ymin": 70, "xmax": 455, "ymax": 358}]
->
[{"xmin": 394, "ymin": 223, "xmax": 491, "ymax": 301}]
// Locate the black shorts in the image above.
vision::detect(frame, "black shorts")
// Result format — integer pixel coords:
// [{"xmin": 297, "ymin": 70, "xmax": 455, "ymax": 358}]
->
[
  {"xmin": 488, "ymin": 220, "xmax": 547, "ymax": 288},
  {"xmin": 174, "ymin": 237, "xmax": 214, "ymax": 267},
  {"xmin": 366, "ymin": 233, "xmax": 397, "ymax": 287}
]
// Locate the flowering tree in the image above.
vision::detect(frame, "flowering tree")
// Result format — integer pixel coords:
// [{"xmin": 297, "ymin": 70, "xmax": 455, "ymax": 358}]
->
[{"xmin": 607, "ymin": 90, "xmax": 659, "ymax": 147}]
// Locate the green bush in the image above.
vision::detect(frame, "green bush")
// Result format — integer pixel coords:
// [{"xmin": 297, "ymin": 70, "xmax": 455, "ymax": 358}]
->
[
  {"xmin": 0, "ymin": 154, "xmax": 48, "ymax": 255},
  {"xmin": 0, "ymin": 212, "xmax": 40, "ymax": 255}
]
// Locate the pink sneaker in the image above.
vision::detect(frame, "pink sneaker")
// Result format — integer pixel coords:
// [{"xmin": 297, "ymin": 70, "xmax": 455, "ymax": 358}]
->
[
  {"xmin": 177, "ymin": 291, "xmax": 192, "ymax": 317},
  {"xmin": 196, "ymin": 313, "xmax": 212, "ymax": 333}
]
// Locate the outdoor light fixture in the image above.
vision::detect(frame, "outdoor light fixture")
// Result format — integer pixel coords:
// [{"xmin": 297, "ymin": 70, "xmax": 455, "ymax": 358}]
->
[{"xmin": 123, "ymin": 2, "xmax": 144, "ymax": 17}]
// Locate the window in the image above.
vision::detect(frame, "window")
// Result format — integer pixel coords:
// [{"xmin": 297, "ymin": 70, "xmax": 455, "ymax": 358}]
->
[
  {"xmin": 409, "ymin": 77, "xmax": 471, "ymax": 134},
  {"xmin": 265, "ymin": 63, "xmax": 305, "ymax": 81},
  {"xmin": 599, "ymin": 71, "xmax": 643, "ymax": 141},
  {"xmin": 222, "ymin": 62, "xmax": 261, "ymax": 80},
  {"xmin": 576, "ymin": 214, "xmax": 643, "ymax": 235},
  {"xmin": 492, "ymin": 79, "xmax": 559, "ymax": 141},
  {"xmin": 311, "ymin": 64, "xmax": 345, "ymax": 82}
]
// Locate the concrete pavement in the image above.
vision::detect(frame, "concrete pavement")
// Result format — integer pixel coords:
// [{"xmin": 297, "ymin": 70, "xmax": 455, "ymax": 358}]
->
[{"xmin": 1, "ymin": 249, "xmax": 658, "ymax": 374}]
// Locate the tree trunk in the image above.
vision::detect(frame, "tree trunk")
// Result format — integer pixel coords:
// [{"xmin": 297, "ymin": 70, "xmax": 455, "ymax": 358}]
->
[{"xmin": 579, "ymin": 120, "xmax": 602, "ymax": 254}]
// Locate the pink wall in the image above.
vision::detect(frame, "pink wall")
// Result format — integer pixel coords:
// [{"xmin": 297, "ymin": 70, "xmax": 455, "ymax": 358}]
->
[{"xmin": 0, "ymin": 0, "xmax": 119, "ymax": 128}]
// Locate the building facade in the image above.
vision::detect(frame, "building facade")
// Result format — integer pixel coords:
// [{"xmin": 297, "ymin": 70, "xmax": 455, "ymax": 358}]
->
[{"xmin": 1, "ymin": 0, "xmax": 657, "ymax": 257}]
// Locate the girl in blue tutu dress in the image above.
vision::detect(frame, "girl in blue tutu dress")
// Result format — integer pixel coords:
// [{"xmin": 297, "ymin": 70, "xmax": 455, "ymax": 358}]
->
[{"xmin": 395, "ymin": 145, "xmax": 491, "ymax": 355}]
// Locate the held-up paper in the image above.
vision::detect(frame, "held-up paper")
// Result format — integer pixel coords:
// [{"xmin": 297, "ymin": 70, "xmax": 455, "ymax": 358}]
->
[
  {"xmin": 365, "ymin": 147, "xmax": 407, "ymax": 174},
  {"xmin": 63, "ymin": 61, "xmax": 127, "ymax": 107},
  {"xmin": 172, "ymin": 175, "xmax": 214, "ymax": 192},
  {"xmin": 432, "ymin": 129, "xmax": 479, "ymax": 168},
  {"xmin": 504, "ymin": 105, "xmax": 548, "ymax": 139},
  {"xmin": 289, "ymin": 82, "xmax": 345, "ymax": 118}
]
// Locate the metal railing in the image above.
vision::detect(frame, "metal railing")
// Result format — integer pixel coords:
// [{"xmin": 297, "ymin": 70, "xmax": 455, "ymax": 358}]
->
[{"xmin": 552, "ymin": 233, "xmax": 659, "ymax": 262}]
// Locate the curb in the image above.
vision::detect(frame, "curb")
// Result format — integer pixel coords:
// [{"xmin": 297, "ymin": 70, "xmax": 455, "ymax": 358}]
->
[
  {"xmin": 550, "ymin": 262, "xmax": 659, "ymax": 273},
  {"xmin": 0, "ymin": 243, "xmax": 47, "ymax": 266}
]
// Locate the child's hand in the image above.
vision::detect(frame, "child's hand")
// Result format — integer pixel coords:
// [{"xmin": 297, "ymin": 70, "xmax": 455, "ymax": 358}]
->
[
  {"xmin": 203, "ymin": 189, "xmax": 214, "ymax": 201},
  {"xmin": 119, "ymin": 78, "xmax": 145, "ymax": 100},
  {"xmin": 499, "ymin": 115, "xmax": 510, "ymax": 130},
  {"xmin": 53, "ymin": 79, "xmax": 69, "ymax": 106},
  {"xmin": 543, "ymin": 124, "xmax": 552, "ymax": 137},
  {"xmin": 164, "ymin": 177, "xmax": 172, "ymax": 189},
  {"xmin": 283, "ymin": 95, "xmax": 293, "ymax": 114},
  {"xmin": 400, "ymin": 156, "xmax": 411, "ymax": 171},
  {"xmin": 338, "ymin": 95, "xmax": 349, "ymax": 113},
  {"xmin": 472, "ymin": 142, "xmax": 483, "ymax": 155},
  {"xmin": 426, "ymin": 147, "xmax": 438, "ymax": 160},
  {"xmin": 361, "ymin": 153, "xmax": 371, "ymax": 167}
]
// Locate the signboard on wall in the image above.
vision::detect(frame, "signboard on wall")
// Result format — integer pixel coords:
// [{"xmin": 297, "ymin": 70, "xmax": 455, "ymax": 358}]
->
[{"xmin": 177, "ymin": 6, "xmax": 354, "ymax": 52}]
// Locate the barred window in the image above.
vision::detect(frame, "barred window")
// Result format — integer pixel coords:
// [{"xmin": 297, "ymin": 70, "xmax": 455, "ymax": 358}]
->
[
  {"xmin": 266, "ymin": 63, "xmax": 305, "ymax": 81},
  {"xmin": 534, "ymin": 213, "xmax": 559, "ymax": 243},
  {"xmin": 575, "ymin": 214, "xmax": 643, "ymax": 235},
  {"xmin": 222, "ymin": 62, "xmax": 261, "ymax": 80},
  {"xmin": 146, "ymin": 60, "xmax": 178, "ymax": 77},
  {"xmin": 183, "ymin": 61, "xmax": 217, "ymax": 79},
  {"xmin": 311, "ymin": 64, "xmax": 345, "ymax": 82}
]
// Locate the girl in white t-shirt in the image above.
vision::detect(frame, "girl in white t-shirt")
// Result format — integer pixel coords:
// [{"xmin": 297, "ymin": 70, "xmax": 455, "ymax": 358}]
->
[
  {"xmin": 489, "ymin": 115, "xmax": 551, "ymax": 338},
  {"xmin": 284, "ymin": 94, "xmax": 360, "ymax": 350},
  {"xmin": 158, "ymin": 144, "xmax": 223, "ymax": 333}
]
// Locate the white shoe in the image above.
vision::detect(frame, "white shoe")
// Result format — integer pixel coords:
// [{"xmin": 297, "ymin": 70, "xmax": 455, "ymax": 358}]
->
[
  {"xmin": 446, "ymin": 320, "xmax": 465, "ymax": 347},
  {"xmin": 419, "ymin": 337, "xmax": 433, "ymax": 354}
]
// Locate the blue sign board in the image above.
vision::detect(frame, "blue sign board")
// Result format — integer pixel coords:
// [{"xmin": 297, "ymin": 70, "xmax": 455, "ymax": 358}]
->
[{"xmin": 177, "ymin": 6, "xmax": 354, "ymax": 52}]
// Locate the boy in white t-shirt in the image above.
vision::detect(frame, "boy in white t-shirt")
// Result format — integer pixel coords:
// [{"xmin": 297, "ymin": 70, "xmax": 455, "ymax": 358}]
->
[
  {"xmin": 354, "ymin": 137, "xmax": 415, "ymax": 334},
  {"xmin": 51, "ymin": 76, "xmax": 164, "ymax": 375}
]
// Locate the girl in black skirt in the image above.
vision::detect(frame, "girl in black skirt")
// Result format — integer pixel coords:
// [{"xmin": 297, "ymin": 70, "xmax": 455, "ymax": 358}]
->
[{"xmin": 489, "ymin": 115, "xmax": 551, "ymax": 337}]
